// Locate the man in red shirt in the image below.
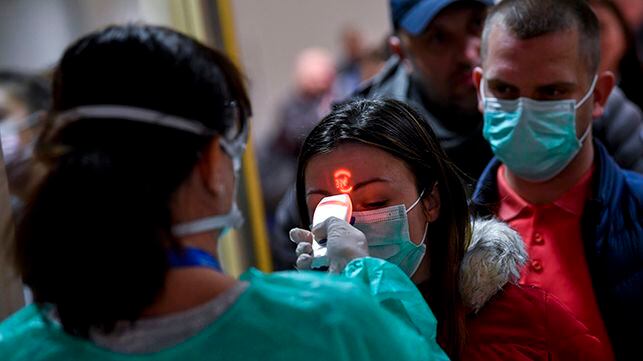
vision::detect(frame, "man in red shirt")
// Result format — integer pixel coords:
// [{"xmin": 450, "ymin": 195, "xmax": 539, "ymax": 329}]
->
[{"xmin": 472, "ymin": 0, "xmax": 643, "ymax": 360}]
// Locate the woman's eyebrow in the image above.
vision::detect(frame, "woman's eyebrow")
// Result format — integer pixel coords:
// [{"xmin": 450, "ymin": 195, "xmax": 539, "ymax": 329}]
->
[
  {"xmin": 306, "ymin": 189, "xmax": 332, "ymax": 197},
  {"xmin": 306, "ymin": 177, "xmax": 391, "ymax": 197},
  {"xmin": 352, "ymin": 177, "xmax": 390, "ymax": 192}
]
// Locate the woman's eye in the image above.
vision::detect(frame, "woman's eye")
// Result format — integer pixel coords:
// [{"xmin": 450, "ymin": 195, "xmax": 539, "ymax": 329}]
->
[{"xmin": 364, "ymin": 201, "xmax": 388, "ymax": 209}]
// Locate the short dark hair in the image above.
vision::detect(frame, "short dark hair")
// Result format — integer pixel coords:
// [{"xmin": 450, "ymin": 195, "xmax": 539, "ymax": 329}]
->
[
  {"xmin": 481, "ymin": 0, "xmax": 600, "ymax": 75},
  {"xmin": 13, "ymin": 24, "xmax": 250, "ymax": 337},
  {"xmin": 296, "ymin": 98, "xmax": 470, "ymax": 359}
]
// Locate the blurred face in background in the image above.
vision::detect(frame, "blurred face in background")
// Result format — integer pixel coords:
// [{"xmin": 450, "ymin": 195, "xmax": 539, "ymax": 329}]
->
[
  {"xmin": 0, "ymin": 84, "xmax": 44, "ymax": 199},
  {"xmin": 591, "ymin": 2, "xmax": 627, "ymax": 74},
  {"xmin": 0, "ymin": 86, "xmax": 33, "ymax": 162},
  {"xmin": 0, "ymin": 85, "xmax": 30, "ymax": 123},
  {"xmin": 342, "ymin": 28, "xmax": 364, "ymax": 62},
  {"xmin": 613, "ymin": 0, "xmax": 643, "ymax": 31},
  {"xmin": 294, "ymin": 48, "xmax": 337, "ymax": 98},
  {"xmin": 399, "ymin": 2, "xmax": 486, "ymax": 116}
]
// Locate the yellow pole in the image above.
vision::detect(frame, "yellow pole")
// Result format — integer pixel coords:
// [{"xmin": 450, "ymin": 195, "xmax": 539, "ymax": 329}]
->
[
  {"xmin": 170, "ymin": 0, "xmax": 273, "ymax": 273},
  {"xmin": 216, "ymin": 0, "xmax": 273, "ymax": 273}
]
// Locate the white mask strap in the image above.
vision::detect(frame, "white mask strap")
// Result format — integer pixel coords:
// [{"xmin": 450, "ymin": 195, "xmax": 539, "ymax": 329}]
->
[
  {"xmin": 480, "ymin": 78, "xmax": 487, "ymax": 99},
  {"xmin": 418, "ymin": 222, "xmax": 429, "ymax": 246},
  {"xmin": 406, "ymin": 189, "xmax": 426, "ymax": 214},
  {"xmin": 578, "ymin": 120, "xmax": 592, "ymax": 144},
  {"xmin": 55, "ymin": 105, "xmax": 216, "ymax": 136},
  {"xmin": 172, "ymin": 203, "xmax": 244, "ymax": 238},
  {"xmin": 575, "ymin": 75, "xmax": 598, "ymax": 110}
]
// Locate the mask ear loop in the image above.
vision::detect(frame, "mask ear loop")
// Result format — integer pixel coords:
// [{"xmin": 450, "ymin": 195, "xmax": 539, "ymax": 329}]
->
[
  {"xmin": 417, "ymin": 222, "xmax": 430, "ymax": 246},
  {"xmin": 406, "ymin": 185, "xmax": 438, "ymax": 245},
  {"xmin": 406, "ymin": 189, "xmax": 426, "ymax": 214},
  {"xmin": 575, "ymin": 75, "xmax": 599, "ymax": 110},
  {"xmin": 406, "ymin": 188, "xmax": 430, "ymax": 246},
  {"xmin": 575, "ymin": 75, "xmax": 599, "ymax": 144}
]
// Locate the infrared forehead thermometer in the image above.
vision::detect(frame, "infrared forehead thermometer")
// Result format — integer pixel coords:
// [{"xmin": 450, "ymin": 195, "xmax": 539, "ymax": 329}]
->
[{"xmin": 310, "ymin": 194, "xmax": 353, "ymax": 269}]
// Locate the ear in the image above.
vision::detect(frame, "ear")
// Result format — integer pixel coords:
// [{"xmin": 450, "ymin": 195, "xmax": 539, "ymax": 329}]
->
[
  {"xmin": 389, "ymin": 35, "xmax": 405, "ymax": 59},
  {"xmin": 473, "ymin": 67, "xmax": 485, "ymax": 114},
  {"xmin": 422, "ymin": 183, "xmax": 441, "ymax": 223},
  {"xmin": 197, "ymin": 136, "xmax": 225, "ymax": 195},
  {"xmin": 590, "ymin": 71, "xmax": 616, "ymax": 118}
]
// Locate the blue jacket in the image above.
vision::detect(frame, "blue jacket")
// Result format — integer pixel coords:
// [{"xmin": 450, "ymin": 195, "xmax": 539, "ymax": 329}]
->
[{"xmin": 472, "ymin": 141, "xmax": 643, "ymax": 361}]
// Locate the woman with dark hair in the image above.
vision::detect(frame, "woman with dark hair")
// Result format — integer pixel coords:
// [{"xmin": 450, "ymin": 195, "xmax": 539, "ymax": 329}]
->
[
  {"xmin": 0, "ymin": 25, "xmax": 447, "ymax": 361},
  {"xmin": 292, "ymin": 98, "xmax": 612, "ymax": 360}
]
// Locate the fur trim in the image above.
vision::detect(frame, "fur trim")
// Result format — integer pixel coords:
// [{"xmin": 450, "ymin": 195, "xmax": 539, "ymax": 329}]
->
[{"xmin": 459, "ymin": 218, "xmax": 527, "ymax": 312}]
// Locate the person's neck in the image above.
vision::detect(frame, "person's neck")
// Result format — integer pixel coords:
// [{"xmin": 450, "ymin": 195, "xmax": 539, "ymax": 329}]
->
[
  {"xmin": 504, "ymin": 139, "xmax": 594, "ymax": 205},
  {"xmin": 411, "ymin": 257, "xmax": 431, "ymax": 284},
  {"xmin": 179, "ymin": 232, "xmax": 221, "ymax": 258},
  {"xmin": 142, "ymin": 234, "xmax": 237, "ymax": 317}
]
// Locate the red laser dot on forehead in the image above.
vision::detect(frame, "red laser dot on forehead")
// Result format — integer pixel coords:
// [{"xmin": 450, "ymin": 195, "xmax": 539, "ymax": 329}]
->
[{"xmin": 334, "ymin": 169, "xmax": 353, "ymax": 193}]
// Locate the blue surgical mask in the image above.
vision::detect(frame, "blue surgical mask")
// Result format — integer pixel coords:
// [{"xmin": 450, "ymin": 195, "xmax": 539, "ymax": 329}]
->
[
  {"xmin": 352, "ymin": 190, "xmax": 428, "ymax": 277},
  {"xmin": 481, "ymin": 76, "xmax": 597, "ymax": 182}
]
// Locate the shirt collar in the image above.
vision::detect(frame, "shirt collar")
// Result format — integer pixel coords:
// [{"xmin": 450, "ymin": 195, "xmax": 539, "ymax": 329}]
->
[
  {"xmin": 552, "ymin": 165, "xmax": 594, "ymax": 215},
  {"xmin": 496, "ymin": 165, "xmax": 595, "ymax": 220},
  {"xmin": 497, "ymin": 165, "xmax": 529, "ymax": 221}
]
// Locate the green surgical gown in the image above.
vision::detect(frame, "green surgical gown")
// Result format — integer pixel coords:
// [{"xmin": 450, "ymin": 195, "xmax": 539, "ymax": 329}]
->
[{"xmin": 0, "ymin": 257, "xmax": 448, "ymax": 361}]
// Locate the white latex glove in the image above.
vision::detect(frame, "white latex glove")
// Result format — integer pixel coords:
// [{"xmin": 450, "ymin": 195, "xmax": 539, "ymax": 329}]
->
[
  {"xmin": 315, "ymin": 217, "xmax": 369, "ymax": 273},
  {"xmin": 289, "ymin": 228, "xmax": 314, "ymax": 270},
  {"xmin": 290, "ymin": 217, "xmax": 369, "ymax": 273}
]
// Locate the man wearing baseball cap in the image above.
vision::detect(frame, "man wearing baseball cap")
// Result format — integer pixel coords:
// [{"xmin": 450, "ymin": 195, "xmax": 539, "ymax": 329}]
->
[{"xmin": 357, "ymin": 0, "xmax": 495, "ymax": 186}]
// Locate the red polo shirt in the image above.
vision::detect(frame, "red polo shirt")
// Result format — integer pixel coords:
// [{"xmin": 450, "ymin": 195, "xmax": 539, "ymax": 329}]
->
[{"xmin": 496, "ymin": 165, "xmax": 613, "ymax": 357}]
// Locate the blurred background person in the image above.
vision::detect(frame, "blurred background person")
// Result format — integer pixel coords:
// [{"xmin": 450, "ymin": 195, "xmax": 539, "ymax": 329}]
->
[
  {"xmin": 359, "ymin": 0, "xmax": 495, "ymax": 185},
  {"xmin": 589, "ymin": 0, "xmax": 643, "ymax": 110},
  {"xmin": 0, "ymin": 70, "xmax": 50, "ymax": 213},
  {"xmin": 333, "ymin": 27, "xmax": 365, "ymax": 100},
  {"xmin": 612, "ymin": 0, "xmax": 643, "ymax": 60},
  {"xmin": 258, "ymin": 47, "xmax": 336, "ymax": 225},
  {"xmin": 587, "ymin": 0, "xmax": 643, "ymax": 173},
  {"xmin": 358, "ymin": 37, "xmax": 390, "ymax": 83},
  {"xmin": 333, "ymin": 29, "xmax": 390, "ymax": 99}
]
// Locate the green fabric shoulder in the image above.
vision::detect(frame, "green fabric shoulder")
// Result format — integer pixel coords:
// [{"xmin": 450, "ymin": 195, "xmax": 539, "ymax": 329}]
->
[
  {"xmin": 0, "ymin": 264, "xmax": 446, "ymax": 361},
  {"xmin": 343, "ymin": 257, "xmax": 449, "ymax": 361}
]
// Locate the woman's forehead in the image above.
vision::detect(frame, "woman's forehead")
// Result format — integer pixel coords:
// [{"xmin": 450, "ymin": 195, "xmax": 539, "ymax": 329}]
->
[{"xmin": 304, "ymin": 143, "xmax": 414, "ymax": 190}]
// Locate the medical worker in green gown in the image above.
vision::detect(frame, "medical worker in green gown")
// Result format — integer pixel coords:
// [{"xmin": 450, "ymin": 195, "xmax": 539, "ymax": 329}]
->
[{"xmin": 0, "ymin": 24, "xmax": 448, "ymax": 361}]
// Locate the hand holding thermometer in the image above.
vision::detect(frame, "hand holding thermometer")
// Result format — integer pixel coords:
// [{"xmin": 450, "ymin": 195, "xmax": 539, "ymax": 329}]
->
[{"xmin": 310, "ymin": 194, "xmax": 353, "ymax": 269}]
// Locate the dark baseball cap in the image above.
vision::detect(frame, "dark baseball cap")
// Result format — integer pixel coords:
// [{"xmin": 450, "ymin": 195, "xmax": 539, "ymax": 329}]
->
[{"xmin": 391, "ymin": 0, "xmax": 494, "ymax": 35}]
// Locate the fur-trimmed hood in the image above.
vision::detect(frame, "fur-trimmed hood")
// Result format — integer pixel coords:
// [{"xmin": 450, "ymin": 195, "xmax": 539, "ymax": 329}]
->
[{"xmin": 460, "ymin": 218, "xmax": 527, "ymax": 312}]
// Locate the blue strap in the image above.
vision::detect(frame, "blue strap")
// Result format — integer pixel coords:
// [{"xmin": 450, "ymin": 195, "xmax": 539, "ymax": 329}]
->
[{"xmin": 167, "ymin": 247, "xmax": 222, "ymax": 272}]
